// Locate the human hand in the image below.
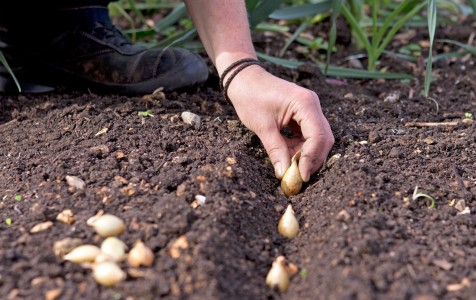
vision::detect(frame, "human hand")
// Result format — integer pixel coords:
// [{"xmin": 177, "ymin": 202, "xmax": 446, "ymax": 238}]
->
[{"xmin": 226, "ymin": 65, "xmax": 334, "ymax": 182}]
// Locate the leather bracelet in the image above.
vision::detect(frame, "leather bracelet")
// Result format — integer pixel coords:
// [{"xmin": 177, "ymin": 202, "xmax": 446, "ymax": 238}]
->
[{"xmin": 219, "ymin": 58, "xmax": 264, "ymax": 105}]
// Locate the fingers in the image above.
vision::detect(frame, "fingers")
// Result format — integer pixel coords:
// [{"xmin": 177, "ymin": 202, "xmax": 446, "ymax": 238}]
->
[
  {"xmin": 290, "ymin": 92, "xmax": 334, "ymax": 182},
  {"xmin": 257, "ymin": 129, "xmax": 291, "ymax": 180}
]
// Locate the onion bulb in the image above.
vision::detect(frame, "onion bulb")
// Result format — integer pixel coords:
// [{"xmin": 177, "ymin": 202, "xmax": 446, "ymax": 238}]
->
[
  {"xmin": 127, "ymin": 240, "xmax": 154, "ymax": 267},
  {"xmin": 63, "ymin": 245, "xmax": 100, "ymax": 263},
  {"xmin": 93, "ymin": 261, "xmax": 126, "ymax": 286},
  {"xmin": 280, "ymin": 151, "xmax": 303, "ymax": 197},
  {"xmin": 87, "ymin": 214, "xmax": 125, "ymax": 237},
  {"xmin": 266, "ymin": 256, "xmax": 290, "ymax": 293},
  {"xmin": 100, "ymin": 237, "xmax": 127, "ymax": 262},
  {"xmin": 278, "ymin": 204, "xmax": 299, "ymax": 239}
]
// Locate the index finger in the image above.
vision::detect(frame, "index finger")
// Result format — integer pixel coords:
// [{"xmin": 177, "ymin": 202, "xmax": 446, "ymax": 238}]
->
[{"xmin": 292, "ymin": 94, "xmax": 334, "ymax": 182}]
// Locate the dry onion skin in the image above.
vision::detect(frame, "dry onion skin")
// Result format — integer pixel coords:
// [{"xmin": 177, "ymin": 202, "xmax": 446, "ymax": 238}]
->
[
  {"xmin": 280, "ymin": 151, "xmax": 303, "ymax": 197},
  {"xmin": 87, "ymin": 214, "xmax": 126, "ymax": 237},
  {"xmin": 127, "ymin": 240, "xmax": 154, "ymax": 267},
  {"xmin": 266, "ymin": 256, "xmax": 290, "ymax": 293},
  {"xmin": 278, "ymin": 204, "xmax": 300, "ymax": 239},
  {"xmin": 93, "ymin": 261, "xmax": 126, "ymax": 287}
]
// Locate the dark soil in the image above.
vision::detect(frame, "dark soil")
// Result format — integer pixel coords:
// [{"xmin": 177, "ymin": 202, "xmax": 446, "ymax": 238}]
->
[{"xmin": 1, "ymin": 18, "xmax": 475, "ymax": 300}]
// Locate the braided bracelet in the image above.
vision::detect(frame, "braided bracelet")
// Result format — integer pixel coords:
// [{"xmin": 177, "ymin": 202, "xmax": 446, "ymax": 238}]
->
[{"xmin": 219, "ymin": 58, "xmax": 264, "ymax": 105}]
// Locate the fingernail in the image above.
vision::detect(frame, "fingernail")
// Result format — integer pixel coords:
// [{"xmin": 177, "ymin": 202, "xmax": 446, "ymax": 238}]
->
[
  {"xmin": 274, "ymin": 162, "xmax": 283, "ymax": 179},
  {"xmin": 302, "ymin": 172, "xmax": 310, "ymax": 183}
]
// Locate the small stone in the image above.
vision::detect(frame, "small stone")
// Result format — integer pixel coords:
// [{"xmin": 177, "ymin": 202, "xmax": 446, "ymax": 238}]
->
[
  {"xmin": 383, "ymin": 91, "xmax": 400, "ymax": 103},
  {"xmin": 53, "ymin": 238, "xmax": 84, "ymax": 257},
  {"xmin": 224, "ymin": 166, "xmax": 234, "ymax": 178},
  {"xmin": 128, "ymin": 268, "xmax": 150, "ymax": 279},
  {"xmin": 169, "ymin": 235, "xmax": 189, "ymax": 259},
  {"xmin": 447, "ymin": 277, "xmax": 470, "ymax": 292},
  {"xmin": 114, "ymin": 176, "xmax": 129, "ymax": 185},
  {"xmin": 181, "ymin": 111, "xmax": 201, "ymax": 129},
  {"xmin": 56, "ymin": 209, "xmax": 76, "ymax": 225},
  {"xmin": 30, "ymin": 221, "xmax": 53, "ymax": 233},
  {"xmin": 65, "ymin": 175, "xmax": 86, "ymax": 190},
  {"xmin": 335, "ymin": 210, "xmax": 351, "ymax": 223},
  {"xmin": 195, "ymin": 195, "xmax": 206, "ymax": 205},
  {"xmin": 31, "ymin": 276, "xmax": 49, "ymax": 286},
  {"xmin": 432, "ymin": 259, "xmax": 453, "ymax": 270},
  {"xmin": 274, "ymin": 204, "xmax": 285, "ymax": 213},
  {"xmin": 226, "ymin": 157, "xmax": 237, "ymax": 165},
  {"xmin": 455, "ymin": 200, "xmax": 466, "ymax": 212},
  {"xmin": 95, "ymin": 127, "xmax": 108, "ymax": 136},
  {"xmin": 89, "ymin": 145, "xmax": 110, "ymax": 156},
  {"xmin": 422, "ymin": 138, "xmax": 435, "ymax": 145},
  {"xmin": 120, "ymin": 184, "xmax": 136, "ymax": 196},
  {"xmin": 176, "ymin": 183, "xmax": 187, "ymax": 196},
  {"xmin": 388, "ymin": 148, "xmax": 401, "ymax": 158},
  {"xmin": 116, "ymin": 151, "xmax": 125, "ymax": 159},
  {"xmin": 45, "ymin": 288, "xmax": 62, "ymax": 300},
  {"xmin": 368, "ymin": 130, "xmax": 382, "ymax": 143},
  {"xmin": 457, "ymin": 207, "xmax": 471, "ymax": 215},
  {"xmin": 325, "ymin": 153, "xmax": 342, "ymax": 168},
  {"xmin": 412, "ymin": 295, "xmax": 437, "ymax": 300}
]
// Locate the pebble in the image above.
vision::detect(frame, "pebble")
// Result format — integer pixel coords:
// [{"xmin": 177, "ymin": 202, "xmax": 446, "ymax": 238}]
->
[
  {"xmin": 181, "ymin": 111, "xmax": 201, "ymax": 129},
  {"xmin": 65, "ymin": 175, "xmax": 86, "ymax": 190}
]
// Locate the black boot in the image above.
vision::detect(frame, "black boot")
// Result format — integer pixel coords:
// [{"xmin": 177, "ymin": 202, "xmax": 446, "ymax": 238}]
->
[{"xmin": 0, "ymin": 6, "xmax": 209, "ymax": 95}]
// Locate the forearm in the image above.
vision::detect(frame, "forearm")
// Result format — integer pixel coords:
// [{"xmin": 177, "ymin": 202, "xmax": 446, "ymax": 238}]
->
[{"xmin": 184, "ymin": 0, "xmax": 257, "ymax": 75}]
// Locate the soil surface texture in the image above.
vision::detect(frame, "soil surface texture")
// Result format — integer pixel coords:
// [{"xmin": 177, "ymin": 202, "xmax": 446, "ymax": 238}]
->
[{"xmin": 1, "ymin": 18, "xmax": 475, "ymax": 300}]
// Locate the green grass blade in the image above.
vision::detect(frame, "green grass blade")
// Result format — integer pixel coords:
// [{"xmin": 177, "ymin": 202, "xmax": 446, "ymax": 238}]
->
[
  {"xmin": 468, "ymin": 0, "xmax": 476, "ymax": 14},
  {"xmin": 374, "ymin": 0, "xmax": 418, "ymax": 49},
  {"xmin": 326, "ymin": 0, "xmax": 343, "ymax": 75},
  {"xmin": 258, "ymin": 52, "xmax": 302, "ymax": 68},
  {"xmin": 119, "ymin": 4, "xmax": 189, "ymax": 40},
  {"xmin": 257, "ymin": 52, "xmax": 413, "ymax": 79},
  {"xmin": 109, "ymin": 2, "xmax": 137, "ymax": 41},
  {"xmin": 151, "ymin": 28, "xmax": 198, "ymax": 49},
  {"xmin": 255, "ymin": 22, "xmax": 290, "ymax": 33},
  {"xmin": 246, "ymin": 0, "xmax": 260, "ymax": 11},
  {"xmin": 371, "ymin": 0, "xmax": 379, "ymax": 51},
  {"xmin": 383, "ymin": 49, "xmax": 466, "ymax": 63},
  {"xmin": 153, "ymin": 3, "xmax": 188, "ymax": 33},
  {"xmin": 127, "ymin": 0, "xmax": 147, "ymax": 28},
  {"xmin": 424, "ymin": 0, "xmax": 436, "ymax": 97},
  {"xmin": 0, "ymin": 50, "xmax": 21, "ymax": 93},
  {"xmin": 376, "ymin": 2, "xmax": 427, "ymax": 57},
  {"xmin": 248, "ymin": 0, "xmax": 285, "ymax": 28},
  {"xmin": 438, "ymin": 38, "xmax": 476, "ymax": 55},
  {"xmin": 279, "ymin": 20, "xmax": 310, "ymax": 57},
  {"xmin": 347, "ymin": 0, "xmax": 365, "ymax": 22},
  {"xmin": 341, "ymin": 5, "xmax": 373, "ymax": 56},
  {"xmin": 269, "ymin": 2, "xmax": 332, "ymax": 20}
]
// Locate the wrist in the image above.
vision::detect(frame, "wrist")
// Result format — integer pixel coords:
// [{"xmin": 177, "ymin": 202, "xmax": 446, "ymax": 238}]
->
[
  {"xmin": 216, "ymin": 52, "xmax": 258, "ymax": 76},
  {"xmin": 219, "ymin": 58, "xmax": 264, "ymax": 105}
]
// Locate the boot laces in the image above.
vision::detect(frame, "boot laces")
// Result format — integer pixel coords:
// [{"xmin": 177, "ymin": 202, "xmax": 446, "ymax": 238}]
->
[{"xmin": 90, "ymin": 22, "xmax": 132, "ymax": 47}]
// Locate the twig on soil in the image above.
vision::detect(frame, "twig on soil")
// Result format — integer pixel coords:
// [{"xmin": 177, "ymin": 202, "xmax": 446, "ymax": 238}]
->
[{"xmin": 404, "ymin": 121, "xmax": 458, "ymax": 127}]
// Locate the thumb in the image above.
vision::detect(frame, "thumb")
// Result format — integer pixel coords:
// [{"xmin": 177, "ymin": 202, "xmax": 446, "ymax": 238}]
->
[{"xmin": 257, "ymin": 130, "xmax": 291, "ymax": 180}]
